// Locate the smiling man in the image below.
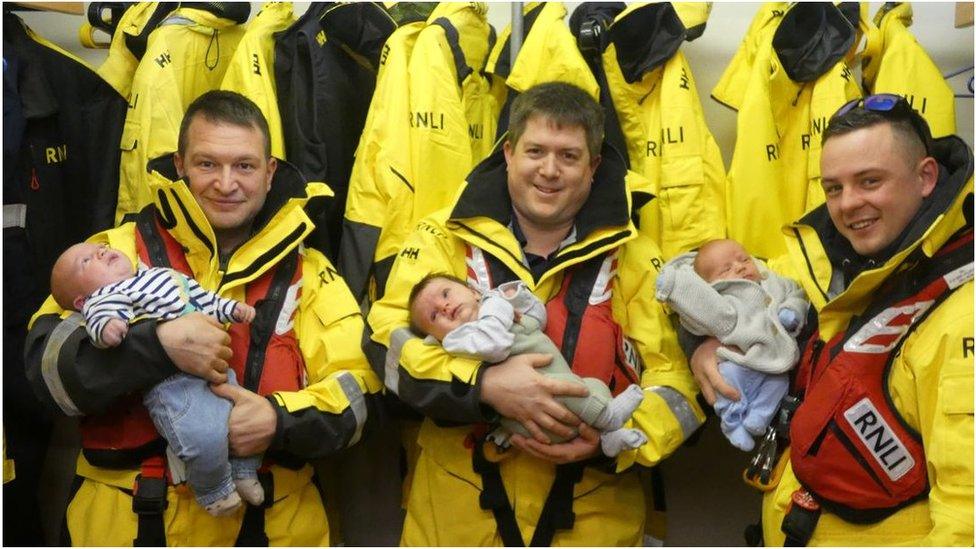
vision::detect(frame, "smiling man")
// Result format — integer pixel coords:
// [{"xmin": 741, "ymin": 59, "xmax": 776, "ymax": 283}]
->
[
  {"xmin": 369, "ymin": 81, "xmax": 703, "ymax": 545},
  {"xmin": 691, "ymin": 95, "xmax": 973, "ymax": 545},
  {"xmin": 25, "ymin": 90, "xmax": 381, "ymax": 546}
]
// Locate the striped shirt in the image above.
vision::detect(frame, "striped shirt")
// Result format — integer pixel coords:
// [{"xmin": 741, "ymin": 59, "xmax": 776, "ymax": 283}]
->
[{"xmin": 82, "ymin": 267, "xmax": 240, "ymax": 348}]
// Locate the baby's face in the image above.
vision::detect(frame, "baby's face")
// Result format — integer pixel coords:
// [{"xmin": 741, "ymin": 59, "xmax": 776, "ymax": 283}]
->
[
  {"xmin": 695, "ymin": 240, "xmax": 761, "ymax": 283},
  {"xmin": 58, "ymin": 243, "xmax": 135, "ymax": 299},
  {"xmin": 411, "ymin": 278, "xmax": 481, "ymax": 341}
]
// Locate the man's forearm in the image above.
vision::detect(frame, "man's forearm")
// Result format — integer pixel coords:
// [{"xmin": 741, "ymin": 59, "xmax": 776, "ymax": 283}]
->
[{"xmin": 25, "ymin": 314, "xmax": 177, "ymax": 416}]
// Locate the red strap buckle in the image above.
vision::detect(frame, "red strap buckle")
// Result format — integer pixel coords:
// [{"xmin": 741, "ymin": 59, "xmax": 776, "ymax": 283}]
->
[{"xmin": 791, "ymin": 488, "xmax": 820, "ymax": 512}]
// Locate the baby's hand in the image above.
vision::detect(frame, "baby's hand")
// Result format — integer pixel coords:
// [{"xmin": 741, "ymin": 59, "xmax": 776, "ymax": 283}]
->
[
  {"xmin": 234, "ymin": 303, "xmax": 256, "ymax": 323},
  {"xmin": 777, "ymin": 308, "xmax": 800, "ymax": 333},
  {"xmin": 101, "ymin": 319, "xmax": 129, "ymax": 347}
]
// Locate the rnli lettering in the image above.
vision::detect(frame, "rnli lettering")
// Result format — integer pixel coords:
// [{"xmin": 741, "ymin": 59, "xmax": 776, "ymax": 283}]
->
[
  {"xmin": 844, "ymin": 301, "xmax": 934, "ymax": 354},
  {"xmin": 645, "ymin": 127, "xmax": 685, "ymax": 157},
  {"xmin": 315, "ymin": 30, "xmax": 326, "ymax": 47},
  {"xmin": 380, "ymin": 44, "xmax": 390, "ymax": 66},
  {"xmin": 400, "ymin": 247, "xmax": 420, "ymax": 260},
  {"xmin": 650, "ymin": 257, "xmax": 663, "ymax": 272},
  {"xmin": 319, "ymin": 266, "xmax": 339, "ymax": 284},
  {"xmin": 840, "ymin": 65, "xmax": 853, "ymax": 82},
  {"xmin": 766, "ymin": 143, "xmax": 779, "ymax": 161},
  {"xmin": 410, "ymin": 112, "xmax": 445, "ymax": 130},
  {"xmin": 128, "ymin": 93, "xmax": 139, "ymax": 110},
  {"xmin": 45, "ymin": 145, "xmax": 67, "ymax": 164},
  {"xmin": 468, "ymin": 124, "xmax": 483, "ymax": 140},
  {"xmin": 811, "ymin": 116, "xmax": 828, "ymax": 136},
  {"xmin": 964, "ymin": 337, "xmax": 974, "ymax": 358},
  {"xmin": 251, "ymin": 53, "xmax": 261, "ymax": 75},
  {"xmin": 154, "ymin": 51, "xmax": 172, "ymax": 68},
  {"xmin": 678, "ymin": 68, "xmax": 690, "ymax": 90},
  {"xmin": 904, "ymin": 94, "xmax": 928, "ymax": 114},
  {"xmin": 801, "ymin": 134, "xmax": 810, "ymax": 150},
  {"xmin": 844, "ymin": 398, "xmax": 915, "ymax": 481}
]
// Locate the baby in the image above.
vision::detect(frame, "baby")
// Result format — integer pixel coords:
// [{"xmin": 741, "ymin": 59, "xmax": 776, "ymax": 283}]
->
[
  {"xmin": 408, "ymin": 274, "xmax": 647, "ymax": 458},
  {"xmin": 50, "ymin": 242, "xmax": 263, "ymax": 516},
  {"xmin": 655, "ymin": 239, "xmax": 809, "ymax": 451}
]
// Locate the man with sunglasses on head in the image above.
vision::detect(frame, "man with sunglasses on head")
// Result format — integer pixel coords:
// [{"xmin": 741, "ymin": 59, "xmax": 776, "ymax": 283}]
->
[{"xmin": 691, "ymin": 94, "xmax": 973, "ymax": 545}]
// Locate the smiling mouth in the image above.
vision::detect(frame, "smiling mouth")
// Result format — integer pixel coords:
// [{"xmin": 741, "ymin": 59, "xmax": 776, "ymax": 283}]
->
[
  {"xmin": 534, "ymin": 184, "xmax": 560, "ymax": 195},
  {"xmin": 848, "ymin": 219, "xmax": 877, "ymax": 231}
]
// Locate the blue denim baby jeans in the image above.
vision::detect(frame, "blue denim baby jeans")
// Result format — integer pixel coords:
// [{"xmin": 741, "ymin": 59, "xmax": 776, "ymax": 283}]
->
[{"xmin": 143, "ymin": 369, "xmax": 261, "ymax": 507}]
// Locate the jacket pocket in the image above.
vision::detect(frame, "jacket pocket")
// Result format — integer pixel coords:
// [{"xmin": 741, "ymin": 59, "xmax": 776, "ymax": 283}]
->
[
  {"xmin": 939, "ymin": 371, "xmax": 974, "ymax": 487},
  {"xmin": 658, "ymin": 155, "xmax": 710, "ymax": 255}
]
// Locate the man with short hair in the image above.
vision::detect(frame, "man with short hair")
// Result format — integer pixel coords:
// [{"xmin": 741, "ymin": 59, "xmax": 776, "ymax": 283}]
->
[
  {"xmin": 691, "ymin": 95, "xmax": 973, "ymax": 545},
  {"xmin": 25, "ymin": 90, "xmax": 382, "ymax": 546},
  {"xmin": 368, "ymin": 81, "xmax": 704, "ymax": 545}
]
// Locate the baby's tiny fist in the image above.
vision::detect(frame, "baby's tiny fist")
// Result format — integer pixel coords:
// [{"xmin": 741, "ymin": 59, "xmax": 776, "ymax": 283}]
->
[
  {"xmin": 235, "ymin": 303, "xmax": 257, "ymax": 323},
  {"xmin": 102, "ymin": 319, "xmax": 128, "ymax": 347}
]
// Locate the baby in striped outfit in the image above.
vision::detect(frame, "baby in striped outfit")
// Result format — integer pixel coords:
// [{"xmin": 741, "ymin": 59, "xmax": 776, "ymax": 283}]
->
[{"xmin": 50, "ymin": 242, "xmax": 263, "ymax": 516}]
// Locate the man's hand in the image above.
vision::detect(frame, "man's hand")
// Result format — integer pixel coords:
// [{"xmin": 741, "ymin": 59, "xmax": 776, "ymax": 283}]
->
[
  {"xmin": 510, "ymin": 423, "xmax": 602, "ymax": 464},
  {"xmin": 210, "ymin": 383, "xmax": 277, "ymax": 457},
  {"xmin": 690, "ymin": 337, "xmax": 740, "ymax": 405},
  {"xmin": 101, "ymin": 319, "xmax": 129, "ymax": 347},
  {"xmin": 233, "ymin": 303, "xmax": 256, "ymax": 323},
  {"xmin": 480, "ymin": 353, "xmax": 588, "ymax": 443},
  {"xmin": 156, "ymin": 312, "xmax": 232, "ymax": 383}
]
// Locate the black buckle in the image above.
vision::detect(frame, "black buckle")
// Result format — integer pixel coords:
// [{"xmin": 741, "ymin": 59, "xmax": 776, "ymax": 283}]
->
[{"xmin": 132, "ymin": 475, "xmax": 168, "ymax": 515}]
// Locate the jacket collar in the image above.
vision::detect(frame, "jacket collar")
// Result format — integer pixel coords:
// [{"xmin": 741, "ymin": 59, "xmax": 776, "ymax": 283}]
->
[
  {"xmin": 606, "ymin": 2, "xmax": 687, "ymax": 84},
  {"xmin": 145, "ymin": 154, "xmax": 329, "ymax": 290},
  {"xmin": 4, "ymin": 14, "xmax": 61, "ymax": 119},
  {"xmin": 772, "ymin": 3, "xmax": 856, "ymax": 83}
]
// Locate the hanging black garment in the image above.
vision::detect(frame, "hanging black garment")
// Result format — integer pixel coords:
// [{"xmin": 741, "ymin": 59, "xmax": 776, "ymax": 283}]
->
[
  {"xmin": 274, "ymin": 2, "xmax": 394, "ymax": 262},
  {"xmin": 3, "ymin": 11, "xmax": 127, "ymax": 546}
]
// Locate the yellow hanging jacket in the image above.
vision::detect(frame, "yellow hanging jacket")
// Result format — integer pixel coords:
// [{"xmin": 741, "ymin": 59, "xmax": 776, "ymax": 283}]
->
[
  {"xmin": 861, "ymin": 2, "xmax": 955, "ymax": 138},
  {"xmin": 220, "ymin": 2, "xmax": 295, "ymax": 160},
  {"xmin": 485, "ymin": 2, "xmax": 600, "ymax": 136},
  {"xmin": 711, "ymin": 2, "xmax": 789, "ymax": 110},
  {"xmin": 114, "ymin": 7, "xmax": 246, "ymax": 225},
  {"xmin": 762, "ymin": 135, "xmax": 973, "ymax": 546},
  {"xmin": 26, "ymin": 157, "xmax": 383, "ymax": 546},
  {"xmin": 94, "ymin": 2, "xmax": 178, "ymax": 98},
  {"xmin": 368, "ymin": 144, "xmax": 704, "ymax": 546},
  {"xmin": 600, "ymin": 2, "xmax": 726, "ymax": 259},
  {"xmin": 724, "ymin": 3, "xmax": 862, "ymax": 260}
]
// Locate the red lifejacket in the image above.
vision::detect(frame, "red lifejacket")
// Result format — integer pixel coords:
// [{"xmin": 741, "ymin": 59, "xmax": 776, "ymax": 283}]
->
[
  {"xmin": 465, "ymin": 245, "xmax": 640, "ymax": 396},
  {"xmin": 79, "ymin": 209, "xmax": 307, "ymax": 467},
  {"xmin": 789, "ymin": 230, "xmax": 973, "ymax": 523}
]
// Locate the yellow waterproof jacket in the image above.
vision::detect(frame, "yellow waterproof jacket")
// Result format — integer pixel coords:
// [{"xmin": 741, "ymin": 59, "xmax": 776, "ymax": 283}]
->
[
  {"xmin": 25, "ymin": 158, "xmax": 383, "ymax": 545},
  {"xmin": 341, "ymin": 19, "xmax": 426, "ymax": 303},
  {"xmin": 220, "ymin": 2, "xmax": 295, "ymax": 159},
  {"xmin": 114, "ymin": 7, "xmax": 245, "ymax": 225},
  {"xmin": 368, "ymin": 145, "xmax": 704, "ymax": 546},
  {"xmin": 711, "ymin": 2, "xmax": 788, "ymax": 110},
  {"xmin": 95, "ymin": 2, "xmax": 177, "ymax": 98},
  {"xmin": 861, "ymin": 3, "xmax": 955, "ymax": 138},
  {"xmin": 485, "ymin": 2, "xmax": 600, "ymax": 128},
  {"xmin": 724, "ymin": 3, "xmax": 862, "ymax": 260},
  {"xmin": 601, "ymin": 2, "xmax": 726, "ymax": 259},
  {"xmin": 763, "ymin": 135, "xmax": 974, "ymax": 545}
]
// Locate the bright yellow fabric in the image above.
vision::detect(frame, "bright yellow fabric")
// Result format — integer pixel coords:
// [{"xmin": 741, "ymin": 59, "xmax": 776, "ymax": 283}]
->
[
  {"xmin": 220, "ymin": 2, "xmax": 295, "ymax": 159},
  {"xmin": 710, "ymin": 2, "xmax": 789, "ymax": 110},
  {"xmin": 603, "ymin": 8, "xmax": 726, "ymax": 259},
  {"xmin": 861, "ymin": 3, "xmax": 956, "ymax": 138},
  {"xmin": 368, "ymin": 179, "xmax": 703, "ymax": 545},
  {"xmin": 114, "ymin": 7, "xmax": 246, "ymax": 225},
  {"xmin": 95, "ymin": 3, "xmax": 175, "ymax": 98},
  {"xmin": 2, "ymin": 434, "xmax": 13, "ymax": 484},
  {"xmin": 762, "ymin": 163, "xmax": 975, "ymax": 545},
  {"xmin": 724, "ymin": 13, "xmax": 861, "ymax": 260}
]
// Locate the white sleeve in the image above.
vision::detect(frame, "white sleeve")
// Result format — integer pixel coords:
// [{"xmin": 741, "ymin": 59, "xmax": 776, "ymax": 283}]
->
[{"xmin": 441, "ymin": 295, "xmax": 515, "ymax": 363}]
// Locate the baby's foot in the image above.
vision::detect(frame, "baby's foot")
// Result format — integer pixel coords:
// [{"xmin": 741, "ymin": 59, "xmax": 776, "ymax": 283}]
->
[
  {"xmin": 600, "ymin": 428, "xmax": 648, "ymax": 457},
  {"xmin": 592, "ymin": 384, "xmax": 645, "ymax": 430},
  {"xmin": 204, "ymin": 491, "xmax": 242, "ymax": 517},
  {"xmin": 235, "ymin": 478, "xmax": 265, "ymax": 506}
]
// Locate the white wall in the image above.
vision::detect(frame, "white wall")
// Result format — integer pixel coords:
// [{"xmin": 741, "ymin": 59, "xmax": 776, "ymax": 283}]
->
[{"xmin": 16, "ymin": 1, "xmax": 975, "ymax": 158}]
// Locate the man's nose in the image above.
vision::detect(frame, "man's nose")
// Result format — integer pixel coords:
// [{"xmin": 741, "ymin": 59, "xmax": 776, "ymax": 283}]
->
[
  {"xmin": 838, "ymin": 187, "xmax": 864, "ymax": 212},
  {"xmin": 213, "ymin": 166, "xmax": 237, "ymax": 193},
  {"xmin": 538, "ymin": 154, "xmax": 558, "ymax": 178}
]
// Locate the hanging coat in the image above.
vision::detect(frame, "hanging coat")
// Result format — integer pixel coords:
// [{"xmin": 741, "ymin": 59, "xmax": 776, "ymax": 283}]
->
[
  {"xmin": 711, "ymin": 2, "xmax": 788, "ymax": 110},
  {"xmin": 724, "ymin": 3, "xmax": 862, "ymax": 260},
  {"xmin": 114, "ymin": 6, "xmax": 247, "ymax": 225},
  {"xmin": 861, "ymin": 2, "xmax": 955, "ymax": 138},
  {"xmin": 274, "ymin": 2, "xmax": 395, "ymax": 263},
  {"xmin": 220, "ymin": 2, "xmax": 296, "ymax": 160},
  {"xmin": 599, "ymin": 2, "xmax": 727, "ymax": 259},
  {"xmin": 95, "ymin": 2, "xmax": 179, "ymax": 98},
  {"xmin": 486, "ymin": 2, "xmax": 600, "ymax": 138}
]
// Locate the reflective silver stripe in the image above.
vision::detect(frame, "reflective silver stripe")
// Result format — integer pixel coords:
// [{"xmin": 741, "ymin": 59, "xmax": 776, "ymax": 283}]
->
[
  {"xmin": 385, "ymin": 328, "xmax": 414, "ymax": 394},
  {"xmin": 337, "ymin": 372, "xmax": 367, "ymax": 447},
  {"xmin": 648, "ymin": 386, "xmax": 701, "ymax": 440},
  {"xmin": 3, "ymin": 204, "xmax": 26, "ymax": 229},
  {"xmin": 40, "ymin": 313, "xmax": 85, "ymax": 416}
]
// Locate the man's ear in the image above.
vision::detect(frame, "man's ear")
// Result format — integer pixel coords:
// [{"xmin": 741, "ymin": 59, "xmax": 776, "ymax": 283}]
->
[
  {"xmin": 174, "ymin": 153, "xmax": 185, "ymax": 178},
  {"xmin": 73, "ymin": 295, "xmax": 86, "ymax": 311},
  {"xmin": 503, "ymin": 140, "xmax": 514, "ymax": 165},
  {"xmin": 589, "ymin": 153, "xmax": 602, "ymax": 173},
  {"xmin": 266, "ymin": 157, "xmax": 277, "ymax": 190},
  {"xmin": 918, "ymin": 156, "xmax": 939, "ymax": 198}
]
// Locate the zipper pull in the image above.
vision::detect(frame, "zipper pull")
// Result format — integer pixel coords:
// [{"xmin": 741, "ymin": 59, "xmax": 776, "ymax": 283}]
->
[{"xmin": 29, "ymin": 168, "xmax": 40, "ymax": 190}]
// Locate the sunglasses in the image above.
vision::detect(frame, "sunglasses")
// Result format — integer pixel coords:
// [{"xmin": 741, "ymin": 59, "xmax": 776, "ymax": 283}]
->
[{"xmin": 832, "ymin": 94, "xmax": 933, "ymax": 155}]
